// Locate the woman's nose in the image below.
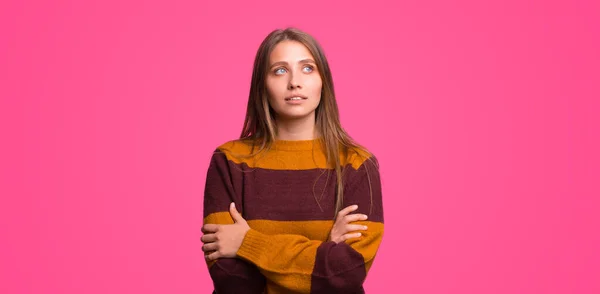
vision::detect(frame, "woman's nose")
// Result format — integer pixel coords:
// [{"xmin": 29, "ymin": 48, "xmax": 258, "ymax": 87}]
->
[{"xmin": 288, "ymin": 75, "xmax": 301, "ymax": 90}]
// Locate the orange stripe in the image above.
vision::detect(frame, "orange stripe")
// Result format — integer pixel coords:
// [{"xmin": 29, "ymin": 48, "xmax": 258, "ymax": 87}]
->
[
  {"xmin": 216, "ymin": 140, "xmax": 372, "ymax": 170},
  {"xmin": 344, "ymin": 221, "xmax": 384, "ymax": 264},
  {"xmin": 204, "ymin": 212, "xmax": 383, "ymax": 244},
  {"xmin": 203, "ymin": 212, "xmax": 384, "ymax": 272}
]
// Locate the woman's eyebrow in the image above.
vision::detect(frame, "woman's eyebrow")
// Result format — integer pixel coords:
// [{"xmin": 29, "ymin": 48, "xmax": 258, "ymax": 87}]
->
[{"xmin": 269, "ymin": 59, "xmax": 316, "ymax": 68}]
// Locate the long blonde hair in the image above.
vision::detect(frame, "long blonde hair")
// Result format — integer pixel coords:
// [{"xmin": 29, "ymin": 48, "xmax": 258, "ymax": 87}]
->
[{"xmin": 239, "ymin": 27, "xmax": 373, "ymax": 216}]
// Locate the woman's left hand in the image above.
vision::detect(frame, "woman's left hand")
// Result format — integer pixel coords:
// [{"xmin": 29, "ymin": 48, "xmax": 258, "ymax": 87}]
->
[{"xmin": 201, "ymin": 202, "xmax": 250, "ymax": 261}]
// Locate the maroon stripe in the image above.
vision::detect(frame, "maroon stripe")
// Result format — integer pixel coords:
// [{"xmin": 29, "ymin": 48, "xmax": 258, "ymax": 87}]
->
[
  {"xmin": 342, "ymin": 157, "xmax": 384, "ymax": 223},
  {"xmin": 208, "ymin": 258, "xmax": 266, "ymax": 293},
  {"xmin": 203, "ymin": 150, "xmax": 244, "ymax": 219},
  {"xmin": 310, "ymin": 242, "xmax": 367, "ymax": 293},
  {"xmin": 203, "ymin": 151, "xmax": 383, "ymax": 222}
]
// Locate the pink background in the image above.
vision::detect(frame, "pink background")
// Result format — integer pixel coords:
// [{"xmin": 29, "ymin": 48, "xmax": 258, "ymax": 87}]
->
[{"xmin": 1, "ymin": 0, "xmax": 599, "ymax": 293}]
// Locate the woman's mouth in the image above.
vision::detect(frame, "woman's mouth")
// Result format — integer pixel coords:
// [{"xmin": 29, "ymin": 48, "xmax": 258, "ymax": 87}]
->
[
  {"xmin": 285, "ymin": 96, "xmax": 307, "ymax": 101},
  {"xmin": 285, "ymin": 96, "xmax": 308, "ymax": 104}
]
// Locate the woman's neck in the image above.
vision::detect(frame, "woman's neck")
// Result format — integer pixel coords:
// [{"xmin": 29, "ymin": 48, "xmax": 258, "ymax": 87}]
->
[{"xmin": 275, "ymin": 114, "xmax": 319, "ymax": 141}]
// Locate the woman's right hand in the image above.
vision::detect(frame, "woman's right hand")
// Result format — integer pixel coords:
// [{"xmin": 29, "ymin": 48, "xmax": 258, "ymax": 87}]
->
[{"xmin": 328, "ymin": 205, "xmax": 369, "ymax": 244}]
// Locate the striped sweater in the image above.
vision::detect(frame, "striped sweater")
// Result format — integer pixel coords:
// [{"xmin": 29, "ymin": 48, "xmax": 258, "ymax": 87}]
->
[{"xmin": 203, "ymin": 138, "xmax": 384, "ymax": 294}]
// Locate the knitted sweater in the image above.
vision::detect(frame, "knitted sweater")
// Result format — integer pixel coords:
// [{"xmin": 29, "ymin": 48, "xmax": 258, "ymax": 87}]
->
[{"xmin": 203, "ymin": 138, "xmax": 384, "ymax": 294}]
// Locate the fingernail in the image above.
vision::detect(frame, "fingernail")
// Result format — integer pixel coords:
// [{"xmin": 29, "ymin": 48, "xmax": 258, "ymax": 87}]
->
[
  {"xmin": 356, "ymin": 233, "xmax": 362, "ymax": 237},
  {"xmin": 353, "ymin": 205, "xmax": 358, "ymax": 209},
  {"xmin": 362, "ymin": 214, "xmax": 368, "ymax": 220},
  {"xmin": 363, "ymin": 226, "xmax": 368, "ymax": 230}
]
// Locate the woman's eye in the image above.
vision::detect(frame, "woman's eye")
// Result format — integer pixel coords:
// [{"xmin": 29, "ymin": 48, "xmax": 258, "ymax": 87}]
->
[{"xmin": 274, "ymin": 66, "xmax": 314, "ymax": 75}]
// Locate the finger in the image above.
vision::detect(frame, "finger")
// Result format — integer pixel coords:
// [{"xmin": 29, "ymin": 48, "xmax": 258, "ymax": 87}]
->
[
  {"xmin": 200, "ymin": 233, "xmax": 218, "ymax": 243},
  {"xmin": 202, "ymin": 242, "xmax": 219, "ymax": 253},
  {"xmin": 205, "ymin": 250, "xmax": 220, "ymax": 261},
  {"xmin": 345, "ymin": 224, "xmax": 368, "ymax": 232},
  {"xmin": 341, "ymin": 232, "xmax": 362, "ymax": 241},
  {"xmin": 229, "ymin": 202, "xmax": 245, "ymax": 223},
  {"xmin": 343, "ymin": 213, "xmax": 368, "ymax": 224},
  {"xmin": 336, "ymin": 205, "xmax": 358, "ymax": 220},
  {"xmin": 202, "ymin": 224, "xmax": 219, "ymax": 233}
]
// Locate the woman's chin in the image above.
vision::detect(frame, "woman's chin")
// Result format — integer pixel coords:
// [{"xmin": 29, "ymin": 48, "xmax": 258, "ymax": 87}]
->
[{"xmin": 276, "ymin": 111, "xmax": 316, "ymax": 121}]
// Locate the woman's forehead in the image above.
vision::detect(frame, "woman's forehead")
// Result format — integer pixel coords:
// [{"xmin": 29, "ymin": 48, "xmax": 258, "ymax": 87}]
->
[{"xmin": 269, "ymin": 41, "xmax": 315, "ymax": 64}]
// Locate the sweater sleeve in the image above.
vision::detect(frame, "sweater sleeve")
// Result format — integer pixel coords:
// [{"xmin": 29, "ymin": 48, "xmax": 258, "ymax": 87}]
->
[
  {"xmin": 203, "ymin": 149, "xmax": 266, "ymax": 294},
  {"xmin": 236, "ymin": 156, "xmax": 384, "ymax": 294}
]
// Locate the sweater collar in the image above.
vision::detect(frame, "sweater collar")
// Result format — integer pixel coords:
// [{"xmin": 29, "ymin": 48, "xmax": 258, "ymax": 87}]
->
[{"xmin": 271, "ymin": 137, "xmax": 323, "ymax": 151}]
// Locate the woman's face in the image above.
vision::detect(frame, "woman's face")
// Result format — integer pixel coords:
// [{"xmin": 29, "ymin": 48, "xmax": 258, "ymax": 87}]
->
[{"xmin": 265, "ymin": 40, "xmax": 322, "ymax": 121}]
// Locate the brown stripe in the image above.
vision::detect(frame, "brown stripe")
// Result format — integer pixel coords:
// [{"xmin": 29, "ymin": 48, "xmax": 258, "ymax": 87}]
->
[
  {"xmin": 342, "ymin": 156, "xmax": 384, "ymax": 223},
  {"xmin": 208, "ymin": 259, "xmax": 266, "ymax": 293},
  {"xmin": 204, "ymin": 152, "xmax": 383, "ymax": 222},
  {"xmin": 203, "ymin": 149, "xmax": 244, "ymax": 219},
  {"xmin": 310, "ymin": 242, "xmax": 367, "ymax": 293},
  {"xmin": 265, "ymin": 281, "xmax": 306, "ymax": 294}
]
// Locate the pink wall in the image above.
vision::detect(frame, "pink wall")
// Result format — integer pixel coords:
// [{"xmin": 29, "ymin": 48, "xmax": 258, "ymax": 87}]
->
[{"xmin": 1, "ymin": 0, "xmax": 599, "ymax": 293}]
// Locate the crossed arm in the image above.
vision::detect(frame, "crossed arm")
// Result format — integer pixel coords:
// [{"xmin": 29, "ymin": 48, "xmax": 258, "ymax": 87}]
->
[
  {"xmin": 202, "ymin": 203, "xmax": 369, "ymax": 294},
  {"xmin": 201, "ymin": 151, "xmax": 383, "ymax": 293}
]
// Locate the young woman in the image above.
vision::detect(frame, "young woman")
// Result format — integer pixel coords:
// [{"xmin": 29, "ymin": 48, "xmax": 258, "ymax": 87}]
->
[{"xmin": 201, "ymin": 27, "xmax": 384, "ymax": 294}]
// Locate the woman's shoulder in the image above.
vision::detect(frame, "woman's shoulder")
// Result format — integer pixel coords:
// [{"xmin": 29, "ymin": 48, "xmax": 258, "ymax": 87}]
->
[
  {"xmin": 214, "ymin": 138, "xmax": 251, "ymax": 152},
  {"xmin": 342, "ymin": 144, "xmax": 379, "ymax": 170},
  {"xmin": 210, "ymin": 138, "xmax": 257, "ymax": 161}
]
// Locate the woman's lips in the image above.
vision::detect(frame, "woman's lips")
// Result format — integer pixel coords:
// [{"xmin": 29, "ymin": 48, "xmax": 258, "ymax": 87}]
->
[{"xmin": 285, "ymin": 96, "xmax": 307, "ymax": 104}]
